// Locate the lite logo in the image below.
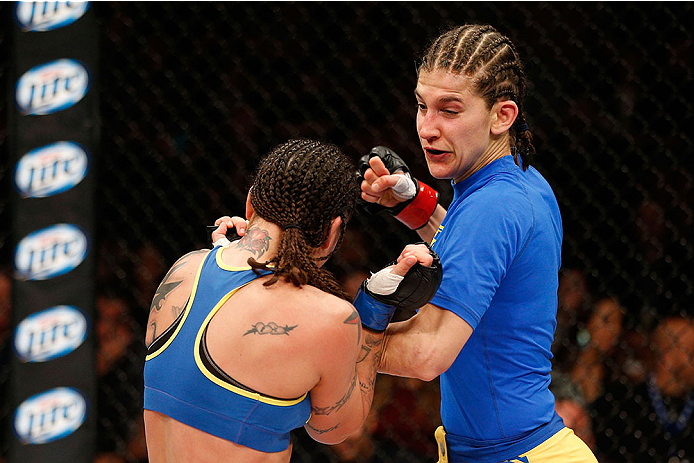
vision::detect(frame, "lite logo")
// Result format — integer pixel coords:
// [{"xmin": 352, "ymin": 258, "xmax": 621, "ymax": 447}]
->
[
  {"xmin": 14, "ymin": 224, "xmax": 88, "ymax": 281},
  {"xmin": 15, "ymin": 1, "xmax": 89, "ymax": 32},
  {"xmin": 15, "ymin": 59, "xmax": 89, "ymax": 115},
  {"xmin": 14, "ymin": 306, "xmax": 87, "ymax": 363},
  {"xmin": 13, "ymin": 388, "xmax": 87, "ymax": 444},
  {"xmin": 15, "ymin": 142, "xmax": 89, "ymax": 198}
]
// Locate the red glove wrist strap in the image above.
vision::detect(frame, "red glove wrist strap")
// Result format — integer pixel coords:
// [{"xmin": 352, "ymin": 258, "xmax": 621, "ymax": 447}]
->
[{"xmin": 395, "ymin": 182, "xmax": 439, "ymax": 229}]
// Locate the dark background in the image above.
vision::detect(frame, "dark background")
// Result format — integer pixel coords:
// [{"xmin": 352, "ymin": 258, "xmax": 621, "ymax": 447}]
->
[{"xmin": 1, "ymin": 2, "xmax": 692, "ymax": 462}]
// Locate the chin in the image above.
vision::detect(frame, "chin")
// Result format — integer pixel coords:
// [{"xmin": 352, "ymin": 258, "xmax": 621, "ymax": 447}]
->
[{"xmin": 424, "ymin": 160, "xmax": 453, "ymax": 180}]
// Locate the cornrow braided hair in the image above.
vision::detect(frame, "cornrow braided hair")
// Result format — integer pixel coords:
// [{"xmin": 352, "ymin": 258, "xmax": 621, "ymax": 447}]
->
[
  {"xmin": 419, "ymin": 24, "xmax": 535, "ymax": 170},
  {"xmin": 248, "ymin": 139, "xmax": 358, "ymax": 301}
]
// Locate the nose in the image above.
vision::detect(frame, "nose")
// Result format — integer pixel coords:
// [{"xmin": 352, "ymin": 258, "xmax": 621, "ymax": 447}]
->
[{"xmin": 417, "ymin": 112, "xmax": 440, "ymax": 141}]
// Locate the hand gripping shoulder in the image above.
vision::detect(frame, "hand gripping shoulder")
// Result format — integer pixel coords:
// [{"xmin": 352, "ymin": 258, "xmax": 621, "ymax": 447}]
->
[
  {"xmin": 353, "ymin": 242, "xmax": 443, "ymax": 331},
  {"xmin": 369, "ymin": 241, "xmax": 443, "ymax": 311}
]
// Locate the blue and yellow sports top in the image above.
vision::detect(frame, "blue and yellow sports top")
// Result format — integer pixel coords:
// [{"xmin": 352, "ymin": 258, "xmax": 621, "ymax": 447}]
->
[
  {"xmin": 143, "ymin": 246, "xmax": 312, "ymax": 453},
  {"xmin": 430, "ymin": 156, "xmax": 564, "ymax": 462}
]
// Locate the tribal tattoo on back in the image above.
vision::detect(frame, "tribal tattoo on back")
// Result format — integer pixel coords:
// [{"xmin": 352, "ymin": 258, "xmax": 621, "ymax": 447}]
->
[{"xmin": 244, "ymin": 322, "xmax": 298, "ymax": 336}]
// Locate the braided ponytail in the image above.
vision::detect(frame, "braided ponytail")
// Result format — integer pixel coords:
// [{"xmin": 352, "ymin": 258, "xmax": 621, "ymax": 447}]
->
[{"xmin": 248, "ymin": 139, "xmax": 357, "ymax": 300}]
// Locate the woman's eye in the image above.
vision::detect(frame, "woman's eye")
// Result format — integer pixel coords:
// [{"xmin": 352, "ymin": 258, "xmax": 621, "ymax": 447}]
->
[{"xmin": 441, "ymin": 109, "xmax": 458, "ymax": 115}]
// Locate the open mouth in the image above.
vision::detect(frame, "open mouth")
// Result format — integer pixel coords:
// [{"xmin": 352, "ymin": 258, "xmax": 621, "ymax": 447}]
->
[{"xmin": 425, "ymin": 148, "xmax": 447, "ymax": 156}]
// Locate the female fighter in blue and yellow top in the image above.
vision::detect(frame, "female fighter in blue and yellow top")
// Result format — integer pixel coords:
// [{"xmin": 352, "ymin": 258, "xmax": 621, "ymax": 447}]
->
[{"xmin": 143, "ymin": 139, "xmax": 442, "ymax": 462}]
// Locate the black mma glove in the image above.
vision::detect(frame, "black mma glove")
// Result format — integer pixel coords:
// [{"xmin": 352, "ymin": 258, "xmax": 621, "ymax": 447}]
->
[
  {"xmin": 353, "ymin": 242, "xmax": 443, "ymax": 332},
  {"xmin": 356, "ymin": 146, "xmax": 439, "ymax": 230}
]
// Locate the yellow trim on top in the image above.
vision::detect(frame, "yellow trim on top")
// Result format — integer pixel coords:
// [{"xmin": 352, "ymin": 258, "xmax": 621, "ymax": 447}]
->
[
  {"xmin": 215, "ymin": 246, "xmax": 253, "ymax": 271},
  {"xmin": 193, "ymin": 283, "xmax": 308, "ymax": 407},
  {"xmin": 431, "ymin": 224, "xmax": 444, "ymax": 246},
  {"xmin": 145, "ymin": 254, "xmax": 207, "ymax": 362}
]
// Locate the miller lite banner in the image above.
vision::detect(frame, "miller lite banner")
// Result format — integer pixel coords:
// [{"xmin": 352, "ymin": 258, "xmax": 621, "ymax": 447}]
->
[{"xmin": 8, "ymin": 2, "xmax": 98, "ymax": 461}]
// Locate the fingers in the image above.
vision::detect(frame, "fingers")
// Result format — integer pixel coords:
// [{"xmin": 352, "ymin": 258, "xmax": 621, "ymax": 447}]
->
[
  {"xmin": 363, "ymin": 169, "xmax": 403, "ymax": 193},
  {"xmin": 369, "ymin": 156, "xmax": 391, "ymax": 177},
  {"xmin": 389, "ymin": 255, "xmax": 418, "ymax": 277},
  {"xmin": 213, "ymin": 216, "xmax": 248, "ymax": 235},
  {"xmin": 360, "ymin": 173, "xmax": 407, "ymax": 210},
  {"xmin": 397, "ymin": 244, "xmax": 434, "ymax": 267},
  {"xmin": 210, "ymin": 222, "xmax": 228, "ymax": 245},
  {"xmin": 360, "ymin": 157, "xmax": 408, "ymax": 208},
  {"xmin": 214, "ymin": 216, "xmax": 231, "ymax": 226},
  {"xmin": 229, "ymin": 216, "xmax": 248, "ymax": 235}
]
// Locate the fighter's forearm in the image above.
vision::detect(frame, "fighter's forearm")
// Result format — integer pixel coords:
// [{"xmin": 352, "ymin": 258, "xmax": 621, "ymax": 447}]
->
[
  {"xmin": 416, "ymin": 204, "xmax": 447, "ymax": 243},
  {"xmin": 378, "ymin": 318, "xmax": 439, "ymax": 380},
  {"xmin": 378, "ymin": 303, "xmax": 472, "ymax": 381}
]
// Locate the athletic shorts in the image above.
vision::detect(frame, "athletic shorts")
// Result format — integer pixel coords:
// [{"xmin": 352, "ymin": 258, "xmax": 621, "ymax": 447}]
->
[{"xmin": 436, "ymin": 427, "xmax": 598, "ymax": 463}]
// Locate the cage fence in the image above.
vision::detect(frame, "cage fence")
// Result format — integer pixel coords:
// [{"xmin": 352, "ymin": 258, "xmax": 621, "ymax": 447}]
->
[{"xmin": 1, "ymin": 2, "xmax": 693, "ymax": 462}]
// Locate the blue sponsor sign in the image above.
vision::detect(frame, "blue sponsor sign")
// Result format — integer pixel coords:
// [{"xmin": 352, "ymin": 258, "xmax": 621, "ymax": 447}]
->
[
  {"xmin": 13, "ymin": 387, "xmax": 87, "ymax": 444},
  {"xmin": 14, "ymin": 305, "xmax": 88, "ymax": 362},
  {"xmin": 14, "ymin": 224, "xmax": 89, "ymax": 281},
  {"xmin": 14, "ymin": 141, "xmax": 89, "ymax": 198},
  {"xmin": 15, "ymin": 1, "xmax": 89, "ymax": 32},
  {"xmin": 15, "ymin": 59, "xmax": 90, "ymax": 115}
]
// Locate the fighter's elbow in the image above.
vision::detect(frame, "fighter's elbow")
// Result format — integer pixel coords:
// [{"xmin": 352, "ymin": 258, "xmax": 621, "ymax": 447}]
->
[
  {"xmin": 310, "ymin": 432, "xmax": 347, "ymax": 446},
  {"xmin": 410, "ymin": 346, "xmax": 453, "ymax": 382}
]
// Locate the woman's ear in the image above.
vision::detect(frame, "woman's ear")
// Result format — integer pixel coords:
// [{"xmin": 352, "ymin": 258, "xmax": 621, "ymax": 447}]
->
[
  {"xmin": 245, "ymin": 189, "xmax": 255, "ymax": 220},
  {"xmin": 321, "ymin": 216, "xmax": 343, "ymax": 252},
  {"xmin": 491, "ymin": 100, "xmax": 519, "ymax": 135}
]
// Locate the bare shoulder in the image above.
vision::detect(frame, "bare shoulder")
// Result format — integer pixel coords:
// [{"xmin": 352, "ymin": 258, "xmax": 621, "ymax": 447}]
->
[
  {"xmin": 170, "ymin": 249, "xmax": 209, "ymax": 278},
  {"xmin": 145, "ymin": 248, "xmax": 210, "ymax": 347},
  {"xmin": 250, "ymin": 282, "xmax": 360, "ymax": 352},
  {"xmin": 293, "ymin": 284, "xmax": 358, "ymax": 329},
  {"xmin": 287, "ymin": 285, "xmax": 361, "ymax": 360}
]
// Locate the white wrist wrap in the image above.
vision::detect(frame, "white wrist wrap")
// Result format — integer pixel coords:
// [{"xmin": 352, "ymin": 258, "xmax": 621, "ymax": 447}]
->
[
  {"xmin": 366, "ymin": 268, "xmax": 404, "ymax": 296},
  {"xmin": 213, "ymin": 237, "xmax": 232, "ymax": 248},
  {"xmin": 391, "ymin": 173, "xmax": 417, "ymax": 201}
]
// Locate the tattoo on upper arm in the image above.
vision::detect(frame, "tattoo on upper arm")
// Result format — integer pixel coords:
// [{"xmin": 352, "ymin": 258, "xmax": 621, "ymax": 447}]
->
[
  {"xmin": 149, "ymin": 321, "xmax": 157, "ymax": 341},
  {"xmin": 306, "ymin": 422, "xmax": 339, "ymax": 435},
  {"xmin": 356, "ymin": 332, "xmax": 382, "ymax": 364},
  {"xmin": 311, "ymin": 369, "xmax": 357, "ymax": 416},
  {"xmin": 244, "ymin": 322, "xmax": 297, "ymax": 336},
  {"xmin": 149, "ymin": 250, "xmax": 205, "ymax": 314},
  {"xmin": 344, "ymin": 310, "xmax": 359, "ymax": 325},
  {"xmin": 358, "ymin": 332, "xmax": 383, "ymax": 394},
  {"xmin": 146, "ymin": 251, "xmax": 206, "ymax": 345},
  {"xmin": 356, "ymin": 344, "xmax": 371, "ymax": 363},
  {"xmin": 235, "ymin": 227, "xmax": 271, "ymax": 257},
  {"xmin": 344, "ymin": 309, "xmax": 361, "ymax": 346},
  {"xmin": 150, "ymin": 273, "xmax": 183, "ymax": 313}
]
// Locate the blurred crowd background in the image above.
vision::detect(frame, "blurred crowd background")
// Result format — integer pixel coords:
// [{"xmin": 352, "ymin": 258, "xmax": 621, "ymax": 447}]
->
[{"xmin": 1, "ymin": 2, "xmax": 692, "ymax": 462}]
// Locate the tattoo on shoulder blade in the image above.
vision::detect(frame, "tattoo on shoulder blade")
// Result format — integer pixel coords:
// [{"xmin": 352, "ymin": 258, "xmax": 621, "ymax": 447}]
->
[
  {"xmin": 244, "ymin": 322, "xmax": 297, "ymax": 336},
  {"xmin": 235, "ymin": 227, "xmax": 271, "ymax": 257}
]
